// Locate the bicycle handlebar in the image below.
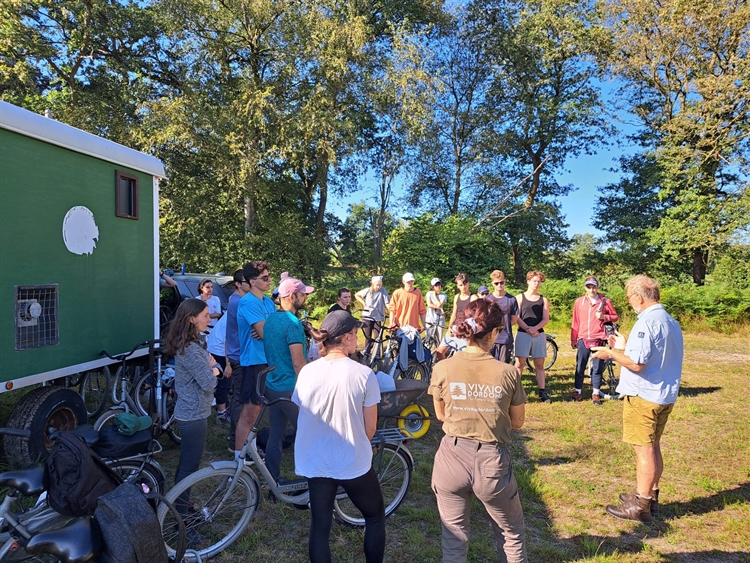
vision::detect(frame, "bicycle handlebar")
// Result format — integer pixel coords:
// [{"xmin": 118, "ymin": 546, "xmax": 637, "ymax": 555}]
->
[{"xmin": 100, "ymin": 339, "xmax": 162, "ymax": 362}]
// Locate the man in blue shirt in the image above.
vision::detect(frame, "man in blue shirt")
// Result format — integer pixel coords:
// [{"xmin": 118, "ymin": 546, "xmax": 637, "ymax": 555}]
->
[
  {"xmin": 593, "ymin": 275, "xmax": 683, "ymax": 522},
  {"xmin": 234, "ymin": 260, "xmax": 276, "ymax": 460},
  {"xmin": 262, "ymin": 276, "xmax": 314, "ymax": 483},
  {"xmin": 484, "ymin": 270, "xmax": 519, "ymax": 364},
  {"xmin": 227, "ymin": 269, "xmax": 249, "ymax": 444}
]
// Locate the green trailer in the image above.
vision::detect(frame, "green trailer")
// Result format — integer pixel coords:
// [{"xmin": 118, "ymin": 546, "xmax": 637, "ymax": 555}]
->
[{"xmin": 0, "ymin": 101, "xmax": 166, "ymax": 465}]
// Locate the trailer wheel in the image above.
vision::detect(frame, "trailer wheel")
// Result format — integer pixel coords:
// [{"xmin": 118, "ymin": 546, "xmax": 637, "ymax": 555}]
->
[{"xmin": 3, "ymin": 386, "xmax": 88, "ymax": 467}]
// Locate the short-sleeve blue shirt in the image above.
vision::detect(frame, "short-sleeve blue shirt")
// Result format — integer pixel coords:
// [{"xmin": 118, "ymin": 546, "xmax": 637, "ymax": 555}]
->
[
  {"xmin": 617, "ymin": 304, "xmax": 684, "ymax": 405},
  {"xmin": 263, "ymin": 311, "xmax": 307, "ymax": 392},
  {"xmin": 237, "ymin": 293, "xmax": 277, "ymax": 366},
  {"xmin": 485, "ymin": 293, "xmax": 519, "ymax": 345}
]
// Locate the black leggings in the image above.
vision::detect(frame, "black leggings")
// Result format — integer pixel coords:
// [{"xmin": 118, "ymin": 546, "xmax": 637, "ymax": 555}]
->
[{"xmin": 307, "ymin": 468, "xmax": 385, "ymax": 563}]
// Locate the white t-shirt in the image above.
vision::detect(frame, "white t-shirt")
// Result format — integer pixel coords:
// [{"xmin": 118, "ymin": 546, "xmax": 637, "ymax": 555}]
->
[
  {"xmin": 292, "ymin": 357, "xmax": 381, "ymax": 479},
  {"xmin": 206, "ymin": 313, "xmax": 227, "ymax": 357},
  {"xmin": 196, "ymin": 295, "xmax": 222, "ymax": 328}
]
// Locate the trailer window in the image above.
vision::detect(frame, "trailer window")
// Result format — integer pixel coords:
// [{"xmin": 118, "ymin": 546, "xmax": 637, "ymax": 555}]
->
[
  {"xmin": 15, "ymin": 285, "xmax": 59, "ymax": 350},
  {"xmin": 115, "ymin": 171, "xmax": 139, "ymax": 219}
]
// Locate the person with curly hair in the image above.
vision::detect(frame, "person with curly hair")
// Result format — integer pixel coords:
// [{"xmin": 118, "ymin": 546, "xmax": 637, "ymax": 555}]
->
[{"xmin": 429, "ymin": 299, "xmax": 528, "ymax": 563}]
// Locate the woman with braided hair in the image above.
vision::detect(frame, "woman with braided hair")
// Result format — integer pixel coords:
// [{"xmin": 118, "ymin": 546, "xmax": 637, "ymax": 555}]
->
[{"xmin": 429, "ymin": 299, "xmax": 528, "ymax": 563}]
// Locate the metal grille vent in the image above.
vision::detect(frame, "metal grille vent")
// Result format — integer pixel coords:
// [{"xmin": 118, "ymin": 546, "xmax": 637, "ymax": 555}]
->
[{"xmin": 15, "ymin": 285, "xmax": 59, "ymax": 350}]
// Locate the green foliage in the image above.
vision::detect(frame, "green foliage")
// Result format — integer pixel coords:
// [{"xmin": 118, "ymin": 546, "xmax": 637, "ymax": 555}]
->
[
  {"xmin": 661, "ymin": 284, "xmax": 750, "ymax": 329},
  {"xmin": 382, "ymin": 213, "xmax": 512, "ymax": 289},
  {"xmin": 711, "ymin": 245, "xmax": 750, "ymax": 290}
]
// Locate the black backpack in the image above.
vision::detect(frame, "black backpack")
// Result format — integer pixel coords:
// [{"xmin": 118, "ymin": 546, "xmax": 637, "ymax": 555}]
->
[
  {"xmin": 45, "ymin": 431, "xmax": 121, "ymax": 517},
  {"xmin": 94, "ymin": 481, "xmax": 173, "ymax": 563}
]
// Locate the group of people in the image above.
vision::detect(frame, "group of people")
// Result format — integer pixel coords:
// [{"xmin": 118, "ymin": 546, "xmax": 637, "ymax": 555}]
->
[{"xmin": 161, "ymin": 263, "xmax": 684, "ymax": 561}]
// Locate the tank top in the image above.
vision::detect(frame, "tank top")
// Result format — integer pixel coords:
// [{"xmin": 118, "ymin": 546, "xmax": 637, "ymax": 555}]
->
[
  {"xmin": 517, "ymin": 294, "xmax": 544, "ymax": 334},
  {"xmin": 454, "ymin": 295, "xmax": 472, "ymax": 324}
]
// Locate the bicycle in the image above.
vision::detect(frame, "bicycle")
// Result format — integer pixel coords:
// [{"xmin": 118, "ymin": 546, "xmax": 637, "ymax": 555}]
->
[
  {"xmin": 95, "ymin": 340, "xmax": 181, "ymax": 445},
  {"xmin": 518, "ymin": 333, "xmax": 558, "ymax": 372},
  {"xmin": 422, "ymin": 321, "xmax": 445, "ymax": 350},
  {"xmin": 585, "ymin": 355, "xmax": 621, "ymax": 400},
  {"xmin": 0, "ymin": 426, "xmax": 169, "ymax": 562},
  {"xmin": 361, "ymin": 325, "xmax": 432, "ymax": 383},
  {"xmin": 157, "ymin": 366, "xmax": 414, "ymax": 561}
]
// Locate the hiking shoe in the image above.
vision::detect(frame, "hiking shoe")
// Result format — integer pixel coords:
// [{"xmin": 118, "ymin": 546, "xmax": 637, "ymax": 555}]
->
[
  {"xmin": 620, "ymin": 489, "xmax": 659, "ymax": 517},
  {"xmin": 569, "ymin": 391, "xmax": 583, "ymax": 402},
  {"xmin": 606, "ymin": 494, "xmax": 653, "ymax": 523},
  {"xmin": 539, "ymin": 390, "xmax": 552, "ymax": 403},
  {"xmin": 592, "ymin": 394, "xmax": 602, "ymax": 406}
]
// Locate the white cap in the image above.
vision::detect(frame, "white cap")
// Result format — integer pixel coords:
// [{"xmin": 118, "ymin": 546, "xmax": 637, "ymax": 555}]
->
[
  {"xmin": 402, "ymin": 272, "xmax": 415, "ymax": 283},
  {"xmin": 430, "ymin": 277, "xmax": 441, "ymax": 286}
]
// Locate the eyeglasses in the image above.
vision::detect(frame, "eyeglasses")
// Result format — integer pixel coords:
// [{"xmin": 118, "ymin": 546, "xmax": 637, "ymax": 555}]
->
[
  {"xmin": 492, "ymin": 281, "xmax": 505, "ymax": 286},
  {"xmin": 254, "ymin": 275, "xmax": 270, "ymax": 282}
]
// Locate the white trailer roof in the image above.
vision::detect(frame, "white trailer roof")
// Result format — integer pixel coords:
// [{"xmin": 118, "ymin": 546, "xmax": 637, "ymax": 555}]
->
[{"xmin": 0, "ymin": 101, "xmax": 166, "ymax": 178}]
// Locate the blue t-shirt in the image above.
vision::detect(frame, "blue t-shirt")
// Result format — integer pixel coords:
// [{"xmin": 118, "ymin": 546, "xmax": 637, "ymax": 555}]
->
[
  {"xmin": 617, "ymin": 304, "xmax": 684, "ymax": 405},
  {"xmin": 263, "ymin": 311, "xmax": 307, "ymax": 392},
  {"xmin": 226, "ymin": 293, "xmax": 241, "ymax": 362},
  {"xmin": 237, "ymin": 293, "xmax": 277, "ymax": 366}
]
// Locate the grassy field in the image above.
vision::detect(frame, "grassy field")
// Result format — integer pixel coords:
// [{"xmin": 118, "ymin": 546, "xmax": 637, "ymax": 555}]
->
[{"xmin": 2, "ymin": 326, "xmax": 749, "ymax": 562}]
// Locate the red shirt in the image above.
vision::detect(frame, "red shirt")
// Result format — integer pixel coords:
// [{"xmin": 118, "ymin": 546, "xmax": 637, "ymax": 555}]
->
[{"xmin": 570, "ymin": 294, "xmax": 619, "ymax": 347}]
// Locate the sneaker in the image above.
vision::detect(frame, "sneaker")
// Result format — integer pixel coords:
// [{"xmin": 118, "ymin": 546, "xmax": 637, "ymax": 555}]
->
[
  {"xmin": 569, "ymin": 391, "xmax": 583, "ymax": 402},
  {"xmin": 592, "ymin": 394, "xmax": 602, "ymax": 406},
  {"xmin": 216, "ymin": 410, "xmax": 231, "ymax": 427},
  {"xmin": 539, "ymin": 390, "xmax": 552, "ymax": 403}
]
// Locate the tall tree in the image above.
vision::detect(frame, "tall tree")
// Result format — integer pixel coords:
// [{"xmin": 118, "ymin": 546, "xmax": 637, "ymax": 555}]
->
[{"xmin": 599, "ymin": 0, "xmax": 750, "ymax": 284}]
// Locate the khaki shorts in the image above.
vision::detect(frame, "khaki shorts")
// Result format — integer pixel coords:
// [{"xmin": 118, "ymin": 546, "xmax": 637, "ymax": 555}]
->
[{"xmin": 622, "ymin": 395, "xmax": 674, "ymax": 446}]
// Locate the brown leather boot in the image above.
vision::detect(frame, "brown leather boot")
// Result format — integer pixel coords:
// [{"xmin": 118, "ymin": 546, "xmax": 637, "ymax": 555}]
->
[
  {"xmin": 619, "ymin": 489, "xmax": 659, "ymax": 516},
  {"xmin": 606, "ymin": 494, "xmax": 653, "ymax": 522}
]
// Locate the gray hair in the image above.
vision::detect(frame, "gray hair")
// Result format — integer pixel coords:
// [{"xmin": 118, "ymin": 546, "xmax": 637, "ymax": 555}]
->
[{"xmin": 625, "ymin": 275, "xmax": 660, "ymax": 302}]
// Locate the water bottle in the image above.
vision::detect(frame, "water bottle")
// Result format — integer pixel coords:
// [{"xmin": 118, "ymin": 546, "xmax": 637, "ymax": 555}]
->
[{"xmin": 181, "ymin": 263, "xmax": 186, "ymax": 275}]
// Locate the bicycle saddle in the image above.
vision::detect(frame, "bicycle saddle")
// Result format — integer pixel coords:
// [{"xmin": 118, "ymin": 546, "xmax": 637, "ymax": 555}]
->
[
  {"xmin": 67, "ymin": 424, "xmax": 100, "ymax": 446},
  {"xmin": 0, "ymin": 463, "xmax": 47, "ymax": 496},
  {"xmin": 25, "ymin": 516, "xmax": 101, "ymax": 563}
]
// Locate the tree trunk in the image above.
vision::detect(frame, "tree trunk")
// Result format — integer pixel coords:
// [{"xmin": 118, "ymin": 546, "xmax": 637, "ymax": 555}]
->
[
  {"xmin": 524, "ymin": 153, "xmax": 542, "ymax": 209},
  {"xmin": 243, "ymin": 195, "xmax": 256, "ymax": 235},
  {"xmin": 511, "ymin": 244, "xmax": 524, "ymax": 285},
  {"xmin": 315, "ymin": 151, "xmax": 329, "ymax": 237},
  {"xmin": 692, "ymin": 248, "xmax": 707, "ymax": 286}
]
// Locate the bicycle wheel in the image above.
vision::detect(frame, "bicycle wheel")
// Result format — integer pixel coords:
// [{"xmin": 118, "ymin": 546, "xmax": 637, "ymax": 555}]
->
[
  {"xmin": 603, "ymin": 361, "xmax": 619, "ymax": 397},
  {"xmin": 544, "ymin": 337, "xmax": 558, "ymax": 370},
  {"xmin": 525, "ymin": 336, "xmax": 558, "ymax": 371},
  {"xmin": 158, "ymin": 467, "xmax": 259, "ymax": 560},
  {"xmin": 333, "ymin": 443, "xmax": 412, "ymax": 526},
  {"xmin": 93, "ymin": 407, "xmax": 126, "ymax": 432},
  {"xmin": 108, "ymin": 459, "xmax": 166, "ymax": 495},
  {"xmin": 394, "ymin": 361, "xmax": 430, "ymax": 382},
  {"xmin": 78, "ymin": 367, "xmax": 111, "ymax": 420},
  {"xmin": 132, "ymin": 370, "xmax": 157, "ymax": 416}
]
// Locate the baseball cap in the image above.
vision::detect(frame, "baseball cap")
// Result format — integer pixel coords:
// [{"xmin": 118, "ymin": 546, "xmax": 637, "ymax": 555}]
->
[
  {"xmin": 320, "ymin": 310, "xmax": 363, "ymax": 338},
  {"xmin": 430, "ymin": 277, "xmax": 441, "ymax": 286},
  {"xmin": 278, "ymin": 277, "xmax": 315, "ymax": 298},
  {"xmin": 114, "ymin": 413, "xmax": 152, "ymax": 436},
  {"xmin": 402, "ymin": 272, "xmax": 415, "ymax": 283},
  {"xmin": 371, "ymin": 275, "xmax": 383, "ymax": 284},
  {"xmin": 478, "ymin": 285, "xmax": 489, "ymax": 295},
  {"xmin": 584, "ymin": 276, "xmax": 599, "ymax": 287}
]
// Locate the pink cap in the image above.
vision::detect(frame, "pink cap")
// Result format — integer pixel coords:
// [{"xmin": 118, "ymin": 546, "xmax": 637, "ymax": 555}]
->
[{"xmin": 278, "ymin": 278, "xmax": 315, "ymax": 298}]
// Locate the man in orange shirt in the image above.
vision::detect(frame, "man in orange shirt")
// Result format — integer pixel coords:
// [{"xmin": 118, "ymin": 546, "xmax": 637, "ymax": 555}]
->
[{"xmin": 389, "ymin": 272, "xmax": 427, "ymax": 330}]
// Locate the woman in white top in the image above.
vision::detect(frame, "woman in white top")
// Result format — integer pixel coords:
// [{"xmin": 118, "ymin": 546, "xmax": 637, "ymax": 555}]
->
[
  {"xmin": 425, "ymin": 277, "xmax": 447, "ymax": 347},
  {"xmin": 292, "ymin": 310, "xmax": 384, "ymax": 563},
  {"xmin": 355, "ymin": 276, "xmax": 390, "ymax": 358},
  {"xmin": 196, "ymin": 278, "xmax": 222, "ymax": 328}
]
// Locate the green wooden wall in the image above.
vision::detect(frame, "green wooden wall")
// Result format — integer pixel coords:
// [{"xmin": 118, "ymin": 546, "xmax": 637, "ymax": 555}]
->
[{"xmin": 0, "ymin": 128, "xmax": 156, "ymax": 383}]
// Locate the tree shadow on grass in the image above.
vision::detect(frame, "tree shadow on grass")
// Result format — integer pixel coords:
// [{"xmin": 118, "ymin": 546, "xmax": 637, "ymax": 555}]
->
[{"xmin": 678, "ymin": 385, "xmax": 722, "ymax": 397}]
